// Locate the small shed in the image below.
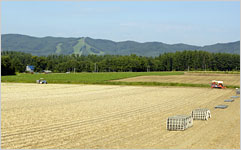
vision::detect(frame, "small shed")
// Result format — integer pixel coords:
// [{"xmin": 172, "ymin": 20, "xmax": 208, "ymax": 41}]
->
[
  {"xmin": 43, "ymin": 70, "xmax": 52, "ymax": 74},
  {"xmin": 166, "ymin": 115, "xmax": 193, "ymax": 131},
  {"xmin": 191, "ymin": 108, "xmax": 211, "ymax": 120}
]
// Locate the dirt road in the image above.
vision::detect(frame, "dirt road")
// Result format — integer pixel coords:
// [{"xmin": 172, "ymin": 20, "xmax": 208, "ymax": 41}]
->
[{"xmin": 1, "ymin": 83, "xmax": 239, "ymax": 149}]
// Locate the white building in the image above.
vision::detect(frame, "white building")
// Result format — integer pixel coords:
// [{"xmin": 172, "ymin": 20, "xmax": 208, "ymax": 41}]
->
[
  {"xmin": 26, "ymin": 65, "xmax": 34, "ymax": 72},
  {"xmin": 43, "ymin": 70, "xmax": 52, "ymax": 74}
]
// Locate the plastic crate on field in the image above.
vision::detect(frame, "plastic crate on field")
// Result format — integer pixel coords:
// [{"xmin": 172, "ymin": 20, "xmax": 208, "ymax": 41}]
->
[
  {"xmin": 231, "ymin": 96, "xmax": 239, "ymax": 98},
  {"xmin": 191, "ymin": 108, "xmax": 211, "ymax": 120},
  {"xmin": 215, "ymin": 105, "xmax": 228, "ymax": 109},
  {"xmin": 224, "ymin": 99, "xmax": 234, "ymax": 102},
  {"xmin": 166, "ymin": 115, "xmax": 193, "ymax": 131}
]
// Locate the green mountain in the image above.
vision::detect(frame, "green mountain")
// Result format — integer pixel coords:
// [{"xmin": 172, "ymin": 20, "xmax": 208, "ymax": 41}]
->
[{"xmin": 1, "ymin": 34, "xmax": 240, "ymax": 56}]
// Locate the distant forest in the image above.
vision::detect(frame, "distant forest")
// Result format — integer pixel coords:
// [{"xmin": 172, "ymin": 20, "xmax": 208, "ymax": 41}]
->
[{"xmin": 1, "ymin": 50, "xmax": 240, "ymax": 75}]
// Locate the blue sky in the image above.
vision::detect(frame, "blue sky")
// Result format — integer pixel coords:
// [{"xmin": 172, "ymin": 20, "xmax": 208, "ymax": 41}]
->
[{"xmin": 1, "ymin": 1, "xmax": 240, "ymax": 46}]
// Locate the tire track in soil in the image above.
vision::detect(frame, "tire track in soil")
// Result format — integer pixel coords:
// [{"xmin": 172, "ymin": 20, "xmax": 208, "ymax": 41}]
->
[
  {"xmin": 1, "ymin": 85, "xmax": 142, "ymax": 131},
  {"xmin": 72, "ymin": 89, "xmax": 234, "ymax": 149},
  {"xmin": 2, "ymin": 92, "xmax": 195, "ymax": 149},
  {"xmin": 1, "ymin": 83, "xmax": 237, "ymax": 149},
  {"xmin": 2, "ymin": 89, "xmax": 230, "ymax": 148},
  {"xmin": 28, "ymin": 90, "xmax": 207, "ymax": 149},
  {"xmin": 2, "ymin": 102, "xmax": 172, "ymax": 148}
]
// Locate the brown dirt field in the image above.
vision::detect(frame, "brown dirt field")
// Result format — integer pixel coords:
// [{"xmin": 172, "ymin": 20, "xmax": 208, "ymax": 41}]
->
[
  {"xmin": 1, "ymin": 83, "xmax": 240, "ymax": 149},
  {"xmin": 115, "ymin": 73, "xmax": 240, "ymax": 86}
]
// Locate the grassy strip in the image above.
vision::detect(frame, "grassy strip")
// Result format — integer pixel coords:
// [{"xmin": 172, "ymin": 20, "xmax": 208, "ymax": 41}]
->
[
  {"xmin": 225, "ymin": 85, "xmax": 240, "ymax": 89},
  {"xmin": 1, "ymin": 72, "xmax": 184, "ymax": 83},
  {"xmin": 2, "ymin": 71, "xmax": 239, "ymax": 89},
  {"xmin": 95, "ymin": 81, "xmax": 239, "ymax": 89},
  {"xmin": 99, "ymin": 81, "xmax": 209, "ymax": 87},
  {"xmin": 186, "ymin": 71, "xmax": 240, "ymax": 74}
]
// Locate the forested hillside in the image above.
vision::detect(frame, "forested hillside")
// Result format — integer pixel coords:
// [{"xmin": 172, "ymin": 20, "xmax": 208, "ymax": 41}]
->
[
  {"xmin": 2, "ymin": 34, "xmax": 240, "ymax": 56},
  {"xmin": 1, "ymin": 51, "xmax": 240, "ymax": 75}
]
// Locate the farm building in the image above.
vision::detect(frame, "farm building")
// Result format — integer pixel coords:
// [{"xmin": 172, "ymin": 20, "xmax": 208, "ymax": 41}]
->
[
  {"xmin": 43, "ymin": 70, "xmax": 52, "ymax": 74},
  {"xmin": 26, "ymin": 65, "xmax": 35, "ymax": 73}
]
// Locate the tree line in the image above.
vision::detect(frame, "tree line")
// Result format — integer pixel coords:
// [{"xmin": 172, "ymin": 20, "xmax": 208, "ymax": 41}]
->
[{"xmin": 1, "ymin": 50, "xmax": 240, "ymax": 75}]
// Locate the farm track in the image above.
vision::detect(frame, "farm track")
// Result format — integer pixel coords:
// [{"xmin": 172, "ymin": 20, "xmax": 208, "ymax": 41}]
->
[{"xmin": 1, "ymin": 83, "xmax": 239, "ymax": 149}]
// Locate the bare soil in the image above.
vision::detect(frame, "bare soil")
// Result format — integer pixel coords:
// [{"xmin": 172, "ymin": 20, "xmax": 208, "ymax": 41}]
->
[
  {"xmin": 1, "ymin": 83, "xmax": 240, "ymax": 149},
  {"xmin": 115, "ymin": 73, "xmax": 240, "ymax": 86}
]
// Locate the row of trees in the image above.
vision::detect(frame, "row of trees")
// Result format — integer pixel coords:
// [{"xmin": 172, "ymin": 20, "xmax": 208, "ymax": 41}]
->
[
  {"xmin": 1, "ymin": 50, "xmax": 240, "ymax": 75},
  {"xmin": 1, "ymin": 55, "xmax": 16, "ymax": 75}
]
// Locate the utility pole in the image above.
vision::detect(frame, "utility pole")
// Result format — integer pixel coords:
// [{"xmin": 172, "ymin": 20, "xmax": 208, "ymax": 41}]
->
[
  {"xmin": 147, "ymin": 65, "xmax": 150, "ymax": 72},
  {"xmin": 94, "ymin": 63, "xmax": 96, "ymax": 72}
]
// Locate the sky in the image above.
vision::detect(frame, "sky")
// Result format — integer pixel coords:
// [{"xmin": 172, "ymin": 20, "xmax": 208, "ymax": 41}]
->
[{"xmin": 1, "ymin": 1, "xmax": 240, "ymax": 46}]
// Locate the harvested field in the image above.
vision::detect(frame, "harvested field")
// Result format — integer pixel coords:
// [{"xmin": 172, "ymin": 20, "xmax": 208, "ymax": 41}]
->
[
  {"xmin": 115, "ymin": 73, "xmax": 240, "ymax": 86},
  {"xmin": 1, "ymin": 83, "xmax": 240, "ymax": 149}
]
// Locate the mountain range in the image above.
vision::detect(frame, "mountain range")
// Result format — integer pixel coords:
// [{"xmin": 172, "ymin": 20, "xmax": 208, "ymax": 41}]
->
[{"xmin": 1, "ymin": 34, "xmax": 240, "ymax": 56}]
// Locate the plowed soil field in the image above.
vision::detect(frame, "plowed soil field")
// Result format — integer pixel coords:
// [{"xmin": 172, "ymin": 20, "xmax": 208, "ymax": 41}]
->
[
  {"xmin": 115, "ymin": 73, "xmax": 240, "ymax": 86},
  {"xmin": 1, "ymin": 83, "xmax": 240, "ymax": 149}
]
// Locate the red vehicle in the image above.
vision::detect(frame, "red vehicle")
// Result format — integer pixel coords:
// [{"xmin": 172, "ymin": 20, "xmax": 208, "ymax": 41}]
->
[{"xmin": 211, "ymin": 80, "xmax": 226, "ymax": 89}]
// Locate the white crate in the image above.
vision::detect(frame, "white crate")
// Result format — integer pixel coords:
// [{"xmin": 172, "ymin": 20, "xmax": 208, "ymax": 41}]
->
[
  {"xmin": 166, "ymin": 115, "xmax": 193, "ymax": 131},
  {"xmin": 191, "ymin": 108, "xmax": 211, "ymax": 120}
]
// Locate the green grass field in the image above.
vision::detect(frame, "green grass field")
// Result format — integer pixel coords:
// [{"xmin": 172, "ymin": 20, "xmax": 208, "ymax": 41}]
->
[
  {"xmin": 2, "ymin": 71, "xmax": 239, "ymax": 88},
  {"xmin": 1, "ymin": 72, "xmax": 183, "ymax": 84}
]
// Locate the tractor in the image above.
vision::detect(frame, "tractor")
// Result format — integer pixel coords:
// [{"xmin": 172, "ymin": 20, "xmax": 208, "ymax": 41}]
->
[
  {"xmin": 36, "ymin": 78, "xmax": 48, "ymax": 84},
  {"xmin": 211, "ymin": 80, "xmax": 225, "ymax": 89}
]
